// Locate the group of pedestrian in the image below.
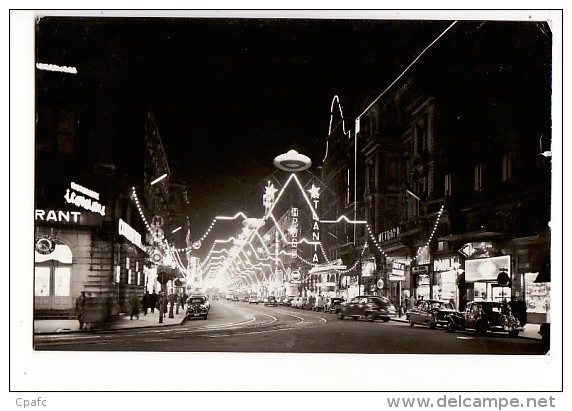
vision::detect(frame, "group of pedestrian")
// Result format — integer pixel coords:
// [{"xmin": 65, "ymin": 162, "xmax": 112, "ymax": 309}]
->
[{"xmin": 141, "ymin": 291, "xmax": 159, "ymax": 315}]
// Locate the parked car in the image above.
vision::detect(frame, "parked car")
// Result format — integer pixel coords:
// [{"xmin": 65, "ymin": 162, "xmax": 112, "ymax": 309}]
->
[
  {"xmin": 337, "ymin": 295, "xmax": 397, "ymax": 322},
  {"xmin": 446, "ymin": 301, "xmax": 523, "ymax": 337},
  {"xmin": 325, "ymin": 297, "xmax": 345, "ymax": 314},
  {"xmin": 248, "ymin": 295, "xmax": 259, "ymax": 304},
  {"xmin": 406, "ymin": 299, "xmax": 458, "ymax": 329},
  {"xmin": 185, "ymin": 295, "xmax": 209, "ymax": 320},
  {"xmin": 265, "ymin": 296, "xmax": 278, "ymax": 307},
  {"xmin": 294, "ymin": 297, "xmax": 307, "ymax": 309},
  {"xmin": 283, "ymin": 295, "xmax": 297, "ymax": 307}
]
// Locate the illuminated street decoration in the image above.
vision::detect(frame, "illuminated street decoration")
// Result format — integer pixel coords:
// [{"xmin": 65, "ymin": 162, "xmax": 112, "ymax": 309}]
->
[
  {"xmin": 308, "ymin": 182, "xmax": 321, "ymax": 263},
  {"xmin": 263, "ymin": 181, "xmax": 278, "ymax": 213},
  {"xmin": 290, "ymin": 207, "xmax": 299, "ymax": 258},
  {"xmin": 36, "ymin": 62, "xmax": 78, "ymax": 74},
  {"xmin": 273, "ymin": 150, "xmax": 312, "ymax": 172},
  {"xmin": 64, "ymin": 182, "xmax": 106, "ymax": 216}
]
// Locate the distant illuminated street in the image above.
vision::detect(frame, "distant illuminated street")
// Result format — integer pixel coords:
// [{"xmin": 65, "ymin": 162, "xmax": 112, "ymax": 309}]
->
[{"xmin": 34, "ymin": 300, "xmax": 547, "ymax": 354}]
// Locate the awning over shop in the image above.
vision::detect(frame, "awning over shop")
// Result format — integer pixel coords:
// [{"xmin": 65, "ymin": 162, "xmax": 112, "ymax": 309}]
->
[{"xmin": 35, "ymin": 243, "xmax": 72, "ymax": 264}]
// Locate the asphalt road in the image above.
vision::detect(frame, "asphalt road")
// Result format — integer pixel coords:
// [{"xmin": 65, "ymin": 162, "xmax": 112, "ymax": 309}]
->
[{"xmin": 34, "ymin": 299, "xmax": 547, "ymax": 355}]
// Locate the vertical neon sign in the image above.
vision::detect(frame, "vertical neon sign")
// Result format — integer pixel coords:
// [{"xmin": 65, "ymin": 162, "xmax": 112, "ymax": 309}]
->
[{"xmin": 308, "ymin": 184, "xmax": 321, "ymax": 263}]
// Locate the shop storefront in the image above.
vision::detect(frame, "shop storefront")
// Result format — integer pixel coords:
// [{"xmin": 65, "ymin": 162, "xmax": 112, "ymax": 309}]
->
[
  {"xmin": 465, "ymin": 255, "xmax": 512, "ymax": 302},
  {"xmin": 432, "ymin": 256, "xmax": 463, "ymax": 307},
  {"xmin": 34, "ymin": 207, "xmax": 102, "ymax": 317}
]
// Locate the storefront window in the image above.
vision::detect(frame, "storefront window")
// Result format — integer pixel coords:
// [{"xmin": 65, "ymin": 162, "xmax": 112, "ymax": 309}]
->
[
  {"xmin": 35, "ymin": 266, "xmax": 50, "ymax": 296},
  {"xmin": 54, "ymin": 266, "xmax": 71, "ymax": 296},
  {"xmin": 524, "ymin": 272, "xmax": 550, "ymax": 314}
]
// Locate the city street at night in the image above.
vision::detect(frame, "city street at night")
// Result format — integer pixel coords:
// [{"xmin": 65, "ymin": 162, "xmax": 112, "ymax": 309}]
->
[
  {"xmin": 10, "ymin": 9, "xmax": 562, "ymax": 395},
  {"xmin": 34, "ymin": 299, "xmax": 547, "ymax": 354}
]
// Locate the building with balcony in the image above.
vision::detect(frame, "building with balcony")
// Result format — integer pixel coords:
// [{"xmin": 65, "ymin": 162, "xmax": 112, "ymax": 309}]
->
[{"xmin": 354, "ymin": 21, "xmax": 552, "ymax": 321}]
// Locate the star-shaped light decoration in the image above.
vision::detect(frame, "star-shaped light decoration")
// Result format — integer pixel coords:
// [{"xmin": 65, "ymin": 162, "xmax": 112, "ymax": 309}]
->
[
  {"xmin": 263, "ymin": 181, "xmax": 279, "ymax": 211},
  {"xmin": 246, "ymin": 250, "xmax": 252, "ymax": 257},
  {"xmin": 263, "ymin": 233, "xmax": 272, "ymax": 242},
  {"xmin": 257, "ymin": 247, "xmax": 265, "ymax": 254},
  {"xmin": 307, "ymin": 183, "xmax": 321, "ymax": 199}
]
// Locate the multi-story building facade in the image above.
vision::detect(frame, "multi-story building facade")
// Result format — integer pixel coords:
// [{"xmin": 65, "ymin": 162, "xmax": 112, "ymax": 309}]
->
[
  {"xmin": 352, "ymin": 21, "xmax": 552, "ymax": 322},
  {"xmin": 34, "ymin": 53, "xmax": 186, "ymax": 319}
]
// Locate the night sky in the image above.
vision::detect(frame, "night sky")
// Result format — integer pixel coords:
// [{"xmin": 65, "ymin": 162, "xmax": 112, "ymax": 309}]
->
[{"xmin": 35, "ymin": 13, "xmax": 456, "ymax": 240}]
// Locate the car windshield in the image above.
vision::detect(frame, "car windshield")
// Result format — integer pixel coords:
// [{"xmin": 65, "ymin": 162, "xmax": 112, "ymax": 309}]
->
[
  {"xmin": 370, "ymin": 297, "xmax": 392, "ymax": 306},
  {"xmin": 431, "ymin": 301, "xmax": 454, "ymax": 310},
  {"xmin": 189, "ymin": 298, "xmax": 204, "ymax": 303}
]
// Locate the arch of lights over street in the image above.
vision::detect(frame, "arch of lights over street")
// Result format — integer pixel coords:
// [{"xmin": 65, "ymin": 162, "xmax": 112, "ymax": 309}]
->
[{"xmin": 198, "ymin": 150, "xmax": 372, "ymax": 295}]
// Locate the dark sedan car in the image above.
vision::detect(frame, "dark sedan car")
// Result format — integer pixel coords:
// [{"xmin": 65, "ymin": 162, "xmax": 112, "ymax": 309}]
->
[
  {"xmin": 265, "ymin": 296, "xmax": 278, "ymax": 306},
  {"xmin": 325, "ymin": 297, "xmax": 345, "ymax": 314},
  {"xmin": 337, "ymin": 295, "xmax": 397, "ymax": 322},
  {"xmin": 406, "ymin": 299, "xmax": 458, "ymax": 329},
  {"xmin": 446, "ymin": 301, "xmax": 523, "ymax": 337},
  {"xmin": 185, "ymin": 295, "xmax": 209, "ymax": 320}
]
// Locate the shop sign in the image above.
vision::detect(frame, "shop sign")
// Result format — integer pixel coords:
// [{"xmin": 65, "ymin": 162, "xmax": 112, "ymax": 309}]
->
[
  {"xmin": 361, "ymin": 260, "xmax": 376, "ymax": 277},
  {"xmin": 290, "ymin": 207, "xmax": 299, "ymax": 258},
  {"xmin": 64, "ymin": 181, "xmax": 106, "ymax": 216},
  {"xmin": 433, "ymin": 257, "xmax": 460, "ymax": 272},
  {"xmin": 465, "ymin": 255, "xmax": 510, "ymax": 282},
  {"xmin": 417, "ymin": 274, "xmax": 430, "ymax": 286},
  {"xmin": 118, "ymin": 219, "xmax": 145, "ymax": 251},
  {"xmin": 35, "ymin": 209, "xmax": 82, "ymax": 224},
  {"xmin": 459, "ymin": 241, "xmax": 494, "ymax": 258},
  {"xmin": 291, "ymin": 270, "xmax": 301, "ymax": 282},
  {"xmin": 378, "ymin": 226, "xmax": 401, "ymax": 243},
  {"xmin": 390, "ymin": 260, "xmax": 407, "ymax": 281},
  {"xmin": 412, "ymin": 266, "xmax": 429, "ymax": 275}
]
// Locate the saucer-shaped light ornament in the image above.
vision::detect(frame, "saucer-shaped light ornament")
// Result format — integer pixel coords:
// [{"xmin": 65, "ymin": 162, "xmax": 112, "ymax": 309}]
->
[{"xmin": 273, "ymin": 150, "xmax": 312, "ymax": 172}]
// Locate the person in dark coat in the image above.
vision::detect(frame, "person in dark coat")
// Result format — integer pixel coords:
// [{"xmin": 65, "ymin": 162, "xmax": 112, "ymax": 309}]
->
[
  {"xmin": 509, "ymin": 297, "xmax": 527, "ymax": 326},
  {"xmin": 149, "ymin": 291, "xmax": 158, "ymax": 313},
  {"xmin": 75, "ymin": 291, "xmax": 87, "ymax": 330},
  {"xmin": 141, "ymin": 291, "xmax": 150, "ymax": 316},
  {"xmin": 129, "ymin": 294, "xmax": 140, "ymax": 320}
]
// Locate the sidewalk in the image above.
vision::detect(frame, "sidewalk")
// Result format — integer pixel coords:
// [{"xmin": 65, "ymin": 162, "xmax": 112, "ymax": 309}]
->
[
  {"xmin": 391, "ymin": 316, "xmax": 542, "ymax": 340},
  {"xmin": 34, "ymin": 307, "xmax": 187, "ymax": 334}
]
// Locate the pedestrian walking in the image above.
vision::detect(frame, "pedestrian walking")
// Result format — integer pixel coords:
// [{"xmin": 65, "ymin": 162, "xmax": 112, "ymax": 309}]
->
[
  {"xmin": 141, "ymin": 291, "xmax": 150, "ymax": 316},
  {"xmin": 75, "ymin": 291, "xmax": 87, "ymax": 330},
  {"xmin": 408, "ymin": 294, "xmax": 417, "ymax": 310},
  {"xmin": 129, "ymin": 294, "xmax": 140, "ymax": 320},
  {"xmin": 150, "ymin": 291, "xmax": 158, "ymax": 313}
]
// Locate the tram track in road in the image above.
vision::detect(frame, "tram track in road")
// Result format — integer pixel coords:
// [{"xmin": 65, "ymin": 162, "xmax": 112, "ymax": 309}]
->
[
  {"xmin": 174, "ymin": 305, "xmax": 328, "ymax": 338},
  {"xmin": 33, "ymin": 304, "xmax": 331, "ymax": 348}
]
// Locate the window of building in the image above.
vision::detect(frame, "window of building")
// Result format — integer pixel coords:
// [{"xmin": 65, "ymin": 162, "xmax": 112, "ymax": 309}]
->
[
  {"xmin": 474, "ymin": 164, "xmax": 484, "ymax": 191},
  {"xmin": 367, "ymin": 161, "xmax": 375, "ymax": 191},
  {"xmin": 35, "ymin": 267, "xmax": 51, "ymax": 296},
  {"xmin": 444, "ymin": 173, "xmax": 452, "ymax": 196},
  {"xmin": 54, "ymin": 267, "xmax": 71, "ymax": 296},
  {"xmin": 414, "ymin": 113, "xmax": 429, "ymax": 156},
  {"xmin": 502, "ymin": 153, "xmax": 512, "ymax": 182}
]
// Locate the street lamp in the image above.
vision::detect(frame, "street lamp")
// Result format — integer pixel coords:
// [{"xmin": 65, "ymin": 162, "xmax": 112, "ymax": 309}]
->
[
  {"xmin": 452, "ymin": 262, "xmax": 465, "ymax": 309},
  {"xmin": 150, "ymin": 173, "xmax": 168, "ymax": 186}
]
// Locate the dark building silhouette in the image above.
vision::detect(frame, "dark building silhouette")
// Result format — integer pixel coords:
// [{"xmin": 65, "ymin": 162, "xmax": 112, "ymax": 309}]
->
[{"xmin": 321, "ymin": 21, "xmax": 552, "ymax": 322}]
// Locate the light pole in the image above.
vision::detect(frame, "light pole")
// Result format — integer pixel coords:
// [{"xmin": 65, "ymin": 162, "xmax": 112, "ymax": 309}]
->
[{"xmin": 453, "ymin": 262, "xmax": 465, "ymax": 310}]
